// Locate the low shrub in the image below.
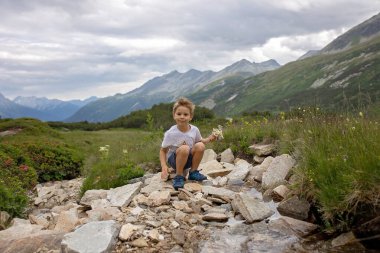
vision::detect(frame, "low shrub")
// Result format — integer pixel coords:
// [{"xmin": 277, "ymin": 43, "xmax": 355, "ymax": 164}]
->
[
  {"xmin": 20, "ymin": 141, "xmax": 83, "ymax": 182},
  {"xmin": 0, "ymin": 181, "xmax": 28, "ymax": 218}
]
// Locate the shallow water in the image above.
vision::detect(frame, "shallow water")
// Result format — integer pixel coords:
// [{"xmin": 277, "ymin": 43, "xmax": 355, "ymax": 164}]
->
[{"xmin": 198, "ymin": 187, "xmax": 374, "ymax": 253}]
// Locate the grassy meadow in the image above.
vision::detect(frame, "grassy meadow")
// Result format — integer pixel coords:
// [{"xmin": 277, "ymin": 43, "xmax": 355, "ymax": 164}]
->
[{"xmin": 0, "ymin": 107, "xmax": 379, "ymax": 234}]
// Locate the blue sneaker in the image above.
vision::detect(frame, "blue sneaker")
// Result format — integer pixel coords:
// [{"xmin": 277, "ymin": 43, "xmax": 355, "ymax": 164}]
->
[
  {"xmin": 173, "ymin": 175, "xmax": 185, "ymax": 190},
  {"xmin": 188, "ymin": 170, "xmax": 207, "ymax": 181}
]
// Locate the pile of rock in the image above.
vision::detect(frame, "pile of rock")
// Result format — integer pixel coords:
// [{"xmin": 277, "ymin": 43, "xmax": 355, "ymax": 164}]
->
[{"xmin": 0, "ymin": 146, "xmax": 366, "ymax": 252}]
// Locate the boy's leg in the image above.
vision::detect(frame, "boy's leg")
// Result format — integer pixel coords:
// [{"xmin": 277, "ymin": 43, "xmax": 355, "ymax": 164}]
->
[
  {"xmin": 172, "ymin": 145, "xmax": 190, "ymax": 190},
  {"xmin": 175, "ymin": 145, "xmax": 190, "ymax": 176},
  {"xmin": 188, "ymin": 142, "xmax": 207, "ymax": 181},
  {"xmin": 190, "ymin": 142, "xmax": 205, "ymax": 172}
]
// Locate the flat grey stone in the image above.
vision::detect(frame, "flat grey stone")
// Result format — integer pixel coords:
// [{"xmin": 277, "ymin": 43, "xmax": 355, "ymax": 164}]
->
[
  {"xmin": 232, "ymin": 193, "xmax": 274, "ymax": 223},
  {"xmin": 107, "ymin": 182, "xmax": 143, "ymax": 207},
  {"xmin": 61, "ymin": 220, "xmax": 120, "ymax": 253},
  {"xmin": 262, "ymin": 154, "xmax": 295, "ymax": 189}
]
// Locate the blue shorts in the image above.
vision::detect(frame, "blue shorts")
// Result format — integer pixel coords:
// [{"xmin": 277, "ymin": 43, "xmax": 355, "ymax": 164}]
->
[{"xmin": 168, "ymin": 150, "xmax": 193, "ymax": 171}]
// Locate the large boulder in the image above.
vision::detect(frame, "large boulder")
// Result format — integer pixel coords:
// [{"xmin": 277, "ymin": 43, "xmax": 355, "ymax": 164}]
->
[
  {"xmin": 231, "ymin": 193, "xmax": 274, "ymax": 223},
  {"xmin": 220, "ymin": 148, "xmax": 234, "ymax": 163},
  {"xmin": 61, "ymin": 220, "xmax": 120, "ymax": 253},
  {"xmin": 277, "ymin": 196, "xmax": 310, "ymax": 220},
  {"xmin": 201, "ymin": 149, "xmax": 218, "ymax": 163},
  {"xmin": 262, "ymin": 154, "xmax": 295, "ymax": 189}
]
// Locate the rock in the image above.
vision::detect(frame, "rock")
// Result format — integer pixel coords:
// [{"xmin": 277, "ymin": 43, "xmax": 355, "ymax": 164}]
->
[
  {"xmin": 201, "ymin": 186, "xmax": 236, "ymax": 199},
  {"xmin": 147, "ymin": 190, "xmax": 171, "ymax": 206},
  {"xmin": 172, "ymin": 229, "xmax": 186, "ymax": 246},
  {"xmin": 170, "ymin": 221, "xmax": 180, "ymax": 229},
  {"xmin": 247, "ymin": 165, "xmax": 266, "ymax": 182},
  {"xmin": 249, "ymin": 143, "xmax": 276, "ymax": 156},
  {"xmin": 141, "ymin": 173, "xmax": 173, "ymax": 194},
  {"xmin": 107, "ymin": 182, "xmax": 143, "ymax": 207},
  {"xmin": 29, "ymin": 212, "xmax": 52, "ymax": 229},
  {"xmin": 211, "ymin": 176, "xmax": 228, "ymax": 186},
  {"xmin": 199, "ymin": 160, "xmax": 233, "ymax": 178},
  {"xmin": 145, "ymin": 220, "xmax": 162, "ymax": 228},
  {"xmin": 90, "ymin": 199, "xmax": 112, "ymax": 210},
  {"xmin": 148, "ymin": 229, "xmax": 162, "ymax": 243},
  {"xmin": 272, "ymin": 185, "xmax": 290, "ymax": 201},
  {"xmin": 354, "ymin": 216, "xmax": 380, "ymax": 249},
  {"xmin": 0, "ymin": 211, "xmax": 11, "ymax": 230},
  {"xmin": 226, "ymin": 160, "xmax": 250, "ymax": 182},
  {"xmin": 208, "ymin": 197, "xmax": 228, "ymax": 204},
  {"xmin": 184, "ymin": 183, "xmax": 202, "ymax": 192},
  {"xmin": 269, "ymin": 216, "xmax": 319, "ymax": 237},
  {"xmin": 0, "ymin": 231, "xmax": 65, "ymax": 253},
  {"xmin": 331, "ymin": 232, "xmax": 359, "ymax": 248},
  {"xmin": 227, "ymin": 179, "xmax": 245, "ymax": 186},
  {"xmin": 220, "ymin": 148, "xmax": 234, "ymax": 163},
  {"xmin": 0, "ymin": 218, "xmax": 46, "ymax": 240},
  {"xmin": 231, "ymin": 193, "xmax": 274, "ymax": 223},
  {"xmin": 130, "ymin": 206, "xmax": 145, "ymax": 216},
  {"xmin": 119, "ymin": 223, "xmax": 144, "ymax": 241},
  {"xmin": 253, "ymin": 155, "xmax": 265, "ymax": 164},
  {"xmin": 277, "ymin": 196, "xmax": 310, "ymax": 220},
  {"xmin": 61, "ymin": 220, "xmax": 120, "ymax": 253},
  {"xmin": 54, "ymin": 208, "xmax": 80, "ymax": 232},
  {"xmin": 201, "ymin": 149, "xmax": 218, "ymax": 163},
  {"xmin": 262, "ymin": 154, "xmax": 295, "ymax": 189},
  {"xmin": 202, "ymin": 213, "xmax": 228, "ymax": 222},
  {"xmin": 172, "ymin": 201, "xmax": 191, "ymax": 212},
  {"xmin": 86, "ymin": 207, "xmax": 122, "ymax": 222},
  {"xmin": 130, "ymin": 237, "xmax": 149, "ymax": 248},
  {"xmin": 80, "ymin": 189, "xmax": 108, "ymax": 206},
  {"xmin": 205, "ymin": 207, "xmax": 226, "ymax": 214}
]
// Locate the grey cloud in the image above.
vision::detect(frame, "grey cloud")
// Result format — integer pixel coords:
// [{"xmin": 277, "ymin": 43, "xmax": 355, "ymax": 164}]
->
[{"xmin": 0, "ymin": 0, "xmax": 379, "ymax": 99}]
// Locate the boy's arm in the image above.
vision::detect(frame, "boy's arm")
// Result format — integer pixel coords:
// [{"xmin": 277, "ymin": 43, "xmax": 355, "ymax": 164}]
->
[
  {"xmin": 159, "ymin": 147, "xmax": 169, "ymax": 181},
  {"xmin": 200, "ymin": 134, "xmax": 217, "ymax": 144}
]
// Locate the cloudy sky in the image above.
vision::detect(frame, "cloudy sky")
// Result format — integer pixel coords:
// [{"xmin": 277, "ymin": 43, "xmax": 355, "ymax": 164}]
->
[{"xmin": 1, "ymin": 0, "xmax": 379, "ymax": 100}]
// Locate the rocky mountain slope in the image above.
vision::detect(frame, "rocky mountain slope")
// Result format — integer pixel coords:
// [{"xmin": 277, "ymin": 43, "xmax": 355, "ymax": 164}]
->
[
  {"xmin": 191, "ymin": 34, "xmax": 380, "ymax": 115},
  {"xmin": 321, "ymin": 12, "xmax": 380, "ymax": 54},
  {"xmin": 67, "ymin": 59, "xmax": 280, "ymax": 122}
]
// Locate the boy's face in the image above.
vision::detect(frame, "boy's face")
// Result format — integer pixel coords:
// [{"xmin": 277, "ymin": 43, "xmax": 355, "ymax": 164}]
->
[{"xmin": 173, "ymin": 106, "xmax": 193, "ymax": 127}]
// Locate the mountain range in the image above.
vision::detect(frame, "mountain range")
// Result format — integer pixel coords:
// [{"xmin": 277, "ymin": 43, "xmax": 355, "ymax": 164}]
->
[
  {"xmin": 1, "ymin": 12, "xmax": 379, "ymax": 122},
  {"xmin": 0, "ymin": 95, "xmax": 97, "ymax": 121},
  {"xmin": 66, "ymin": 59, "xmax": 280, "ymax": 122}
]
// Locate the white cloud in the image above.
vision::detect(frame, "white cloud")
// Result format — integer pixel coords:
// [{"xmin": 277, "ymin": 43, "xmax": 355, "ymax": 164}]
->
[{"xmin": 0, "ymin": 0, "xmax": 379, "ymax": 100}]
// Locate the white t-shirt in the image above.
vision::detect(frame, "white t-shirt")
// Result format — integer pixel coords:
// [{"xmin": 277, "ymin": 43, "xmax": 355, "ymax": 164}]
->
[{"xmin": 161, "ymin": 124, "xmax": 202, "ymax": 159}]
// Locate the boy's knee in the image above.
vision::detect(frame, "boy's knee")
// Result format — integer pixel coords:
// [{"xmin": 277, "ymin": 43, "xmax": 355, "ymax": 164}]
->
[
  {"xmin": 194, "ymin": 142, "xmax": 205, "ymax": 152},
  {"xmin": 177, "ymin": 145, "xmax": 190, "ymax": 155}
]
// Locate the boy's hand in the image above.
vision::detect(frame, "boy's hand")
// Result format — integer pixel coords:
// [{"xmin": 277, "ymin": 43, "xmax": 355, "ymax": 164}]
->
[
  {"xmin": 208, "ymin": 134, "xmax": 217, "ymax": 142},
  {"xmin": 161, "ymin": 166, "xmax": 169, "ymax": 181}
]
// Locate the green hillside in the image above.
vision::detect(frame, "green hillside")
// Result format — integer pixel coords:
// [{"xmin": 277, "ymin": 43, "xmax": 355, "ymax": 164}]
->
[{"xmin": 195, "ymin": 35, "xmax": 380, "ymax": 116}]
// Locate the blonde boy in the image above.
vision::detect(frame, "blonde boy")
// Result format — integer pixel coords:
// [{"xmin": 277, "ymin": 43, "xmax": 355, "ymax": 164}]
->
[{"xmin": 159, "ymin": 97, "xmax": 216, "ymax": 189}]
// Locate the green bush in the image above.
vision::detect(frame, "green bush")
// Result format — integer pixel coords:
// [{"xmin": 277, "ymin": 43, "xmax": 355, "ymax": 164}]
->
[
  {"xmin": 21, "ymin": 141, "xmax": 83, "ymax": 182},
  {"xmin": 0, "ymin": 143, "xmax": 38, "ymax": 189},
  {"xmin": 0, "ymin": 181, "xmax": 28, "ymax": 217}
]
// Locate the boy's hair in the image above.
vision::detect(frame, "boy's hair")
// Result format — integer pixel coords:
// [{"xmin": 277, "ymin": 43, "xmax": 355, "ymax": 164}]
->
[{"xmin": 173, "ymin": 97, "xmax": 195, "ymax": 116}]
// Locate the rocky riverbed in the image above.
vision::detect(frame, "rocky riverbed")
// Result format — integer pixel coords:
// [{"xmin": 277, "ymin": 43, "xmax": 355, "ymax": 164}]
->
[{"xmin": 0, "ymin": 147, "xmax": 372, "ymax": 252}]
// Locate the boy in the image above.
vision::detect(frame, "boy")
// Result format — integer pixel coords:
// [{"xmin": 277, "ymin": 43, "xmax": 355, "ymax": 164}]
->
[{"xmin": 159, "ymin": 97, "xmax": 216, "ymax": 190}]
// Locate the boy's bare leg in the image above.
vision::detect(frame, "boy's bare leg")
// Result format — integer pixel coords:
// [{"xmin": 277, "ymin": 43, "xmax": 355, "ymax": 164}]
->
[
  {"xmin": 190, "ymin": 142, "xmax": 205, "ymax": 171},
  {"xmin": 176, "ymin": 145, "xmax": 190, "ymax": 176}
]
